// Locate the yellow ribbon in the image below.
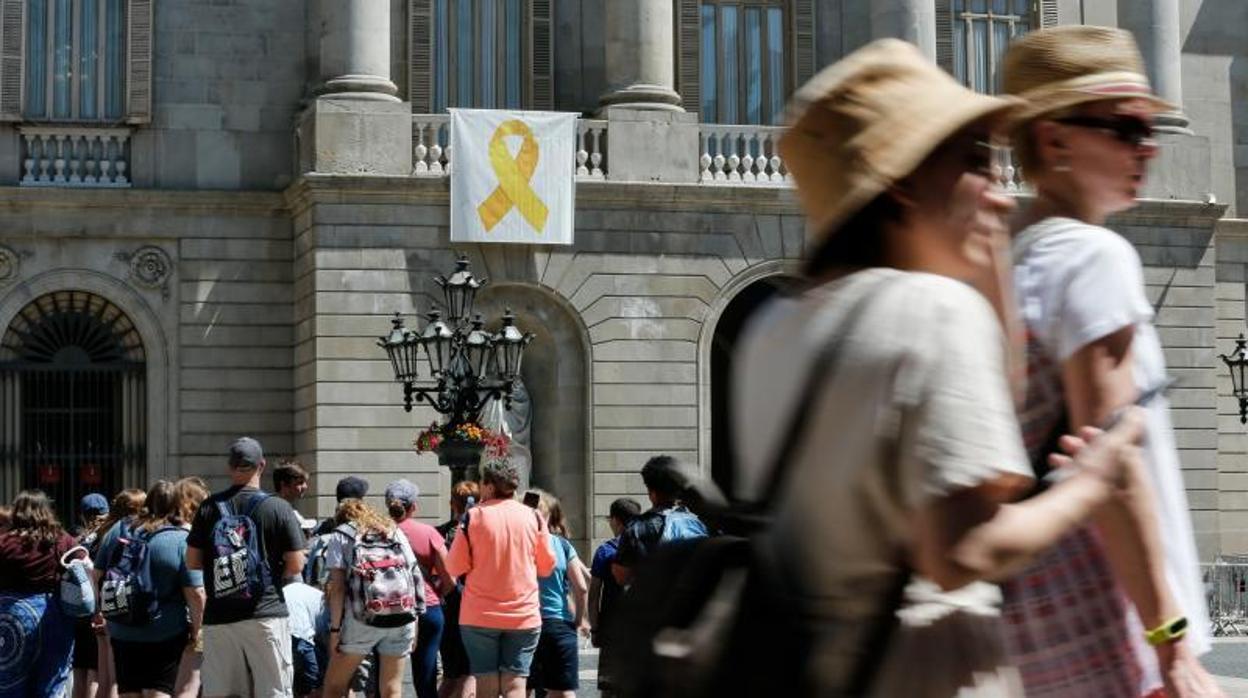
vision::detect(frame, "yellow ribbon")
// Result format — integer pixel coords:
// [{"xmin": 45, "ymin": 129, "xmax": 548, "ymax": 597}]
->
[{"xmin": 477, "ymin": 119, "xmax": 549, "ymax": 233}]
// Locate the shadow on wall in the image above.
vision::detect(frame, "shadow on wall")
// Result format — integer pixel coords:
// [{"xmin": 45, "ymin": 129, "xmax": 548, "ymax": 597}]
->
[{"xmin": 1182, "ymin": 0, "xmax": 1248, "ymax": 217}]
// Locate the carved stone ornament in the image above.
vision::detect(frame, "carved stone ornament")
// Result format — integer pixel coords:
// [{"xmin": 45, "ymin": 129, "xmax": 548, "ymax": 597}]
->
[
  {"xmin": 116, "ymin": 245, "xmax": 173, "ymax": 296},
  {"xmin": 0, "ymin": 245, "xmax": 20, "ymax": 287}
]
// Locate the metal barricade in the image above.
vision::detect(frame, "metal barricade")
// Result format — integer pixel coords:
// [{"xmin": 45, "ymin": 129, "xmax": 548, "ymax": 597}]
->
[{"xmin": 1204, "ymin": 557, "xmax": 1248, "ymax": 636}]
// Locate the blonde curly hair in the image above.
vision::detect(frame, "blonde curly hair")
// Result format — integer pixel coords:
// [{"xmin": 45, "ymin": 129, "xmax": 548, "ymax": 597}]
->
[{"xmin": 334, "ymin": 498, "xmax": 394, "ymax": 535}]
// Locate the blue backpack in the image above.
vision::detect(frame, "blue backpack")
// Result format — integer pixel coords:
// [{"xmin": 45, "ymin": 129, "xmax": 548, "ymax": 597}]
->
[
  {"xmin": 658, "ymin": 507, "xmax": 708, "ymax": 544},
  {"xmin": 209, "ymin": 493, "xmax": 273, "ymax": 613},
  {"xmin": 99, "ymin": 522, "xmax": 178, "ymax": 625}
]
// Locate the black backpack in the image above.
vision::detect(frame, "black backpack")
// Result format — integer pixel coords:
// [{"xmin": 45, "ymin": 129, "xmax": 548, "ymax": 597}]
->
[{"xmin": 610, "ymin": 280, "xmax": 908, "ymax": 698}]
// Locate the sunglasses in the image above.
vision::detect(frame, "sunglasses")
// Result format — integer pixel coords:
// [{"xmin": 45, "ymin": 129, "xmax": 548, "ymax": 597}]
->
[{"xmin": 1053, "ymin": 116, "xmax": 1156, "ymax": 148}]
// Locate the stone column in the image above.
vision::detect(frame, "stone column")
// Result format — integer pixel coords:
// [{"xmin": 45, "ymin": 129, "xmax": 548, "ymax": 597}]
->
[
  {"xmin": 1119, "ymin": 0, "xmax": 1189, "ymax": 132},
  {"xmin": 316, "ymin": 0, "xmax": 399, "ymax": 101},
  {"xmin": 600, "ymin": 0, "xmax": 683, "ymax": 111},
  {"xmin": 870, "ymin": 0, "xmax": 937, "ymax": 61}
]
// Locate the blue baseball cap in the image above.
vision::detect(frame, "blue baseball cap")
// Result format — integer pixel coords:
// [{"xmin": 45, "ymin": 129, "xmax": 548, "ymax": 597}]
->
[{"xmin": 79, "ymin": 493, "xmax": 108, "ymax": 517}]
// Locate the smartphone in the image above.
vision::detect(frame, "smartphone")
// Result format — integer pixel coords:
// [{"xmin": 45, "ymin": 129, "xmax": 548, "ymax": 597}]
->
[{"xmin": 522, "ymin": 491, "xmax": 540, "ymax": 509}]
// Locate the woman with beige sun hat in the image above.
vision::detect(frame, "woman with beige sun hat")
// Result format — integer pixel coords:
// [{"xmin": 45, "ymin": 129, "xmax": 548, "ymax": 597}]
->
[
  {"xmin": 1000, "ymin": 25, "xmax": 1222, "ymax": 697},
  {"xmin": 730, "ymin": 37, "xmax": 1147, "ymax": 696}
]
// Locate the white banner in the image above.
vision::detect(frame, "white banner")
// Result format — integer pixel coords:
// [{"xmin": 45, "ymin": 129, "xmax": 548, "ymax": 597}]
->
[{"xmin": 450, "ymin": 109, "xmax": 577, "ymax": 245}]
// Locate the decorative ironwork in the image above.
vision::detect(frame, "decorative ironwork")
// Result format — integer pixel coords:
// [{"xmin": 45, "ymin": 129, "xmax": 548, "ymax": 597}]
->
[
  {"xmin": 1, "ymin": 290, "xmax": 145, "ymax": 365},
  {"xmin": 0, "ymin": 291, "xmax": 146, "ymax": 519},
  {"xmin": 1222, "ymin": 334, "xmax": 1248, "ymax": 424},
  {"xmin": 378, "ymin": 256, "xmax": 533, "ymax": 481}
]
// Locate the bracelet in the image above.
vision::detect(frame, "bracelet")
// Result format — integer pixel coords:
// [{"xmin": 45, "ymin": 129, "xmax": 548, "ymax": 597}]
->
[
  {"xmin": 329, "ymin": 626, "xmax": 341, "ymax": 633},
  {"xmin": 1144, "ymin": 616, "xmax": 1188, "ymax": 646}
]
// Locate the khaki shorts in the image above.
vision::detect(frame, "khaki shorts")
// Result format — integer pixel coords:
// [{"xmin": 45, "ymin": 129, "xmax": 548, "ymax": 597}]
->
[{"xmin": 202, "ymin": 617, "xmax": 294, "ymax": 698}]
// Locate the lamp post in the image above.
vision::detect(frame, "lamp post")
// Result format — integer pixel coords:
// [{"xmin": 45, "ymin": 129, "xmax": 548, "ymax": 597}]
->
[
  {"xmin": 378, "ymin": 256, "xmax": 533, "ymax": 481},
  {"xmin": 1221, "ymin": 334, "xmax": 1248, "ymax": 425}
]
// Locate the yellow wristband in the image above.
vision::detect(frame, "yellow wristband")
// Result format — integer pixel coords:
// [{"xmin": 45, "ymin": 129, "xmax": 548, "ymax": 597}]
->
[{"xmin": 1144, "ymin": 616, "xmax": 1188, "ymax": 646}]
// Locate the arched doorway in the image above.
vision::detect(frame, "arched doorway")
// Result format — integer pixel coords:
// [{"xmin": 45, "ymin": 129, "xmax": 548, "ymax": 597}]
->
[
  {"xmin": 710, "ymin": 275, "xmax": 799, "ymax": 498},
  {"xmin": 474, "ymin": 284, "xmax": 591, "ymax": 550},
  {"xmin": 0, "ymin": 291, "xmax": 147, "ymax": 520}
]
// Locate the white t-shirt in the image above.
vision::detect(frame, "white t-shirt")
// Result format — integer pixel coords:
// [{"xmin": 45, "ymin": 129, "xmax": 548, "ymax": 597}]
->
[
  {"xmin": 1013, "ymin": 217, "xmax": 1212, "ymax": 663},
  {"xmin": 283, "ymin": 581, "xmax": 324, "ymax": 642},
  {"xmin": 733, "ymin": 269, "xmax": 1031, "ymax": 695}
]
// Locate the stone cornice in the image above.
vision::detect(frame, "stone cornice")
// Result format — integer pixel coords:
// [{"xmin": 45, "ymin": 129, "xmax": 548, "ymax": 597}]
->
[
  {"xmin": 284, "ymin": 173, "xmax": 803, "ymax": 215},
  {"xmin": 0, "ymin": 186, "xmax": 287, "ymax": 216},
  {"xmin": 1214, "ymin": 218, "xmax": 1248, "ymax": 240}
]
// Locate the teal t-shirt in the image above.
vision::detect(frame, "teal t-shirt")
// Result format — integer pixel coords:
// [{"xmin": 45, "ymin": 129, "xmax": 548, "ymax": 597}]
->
[
  {"xmin": 537, "ymin": 535, "xmax": 577, "ymax": 622},
  {"xmin": 94, "ymin": 520, "xmax": 204, "ymax": 642}
]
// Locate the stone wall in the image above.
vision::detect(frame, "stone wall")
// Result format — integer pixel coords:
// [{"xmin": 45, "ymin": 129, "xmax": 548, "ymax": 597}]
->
[
  {"xmin": 1215, "ymin": 220, "xmax": 1248, "ymax": 555},
  {"xmin": 0, "ymin": 189, "xmax": 293, "ymax": 497}
]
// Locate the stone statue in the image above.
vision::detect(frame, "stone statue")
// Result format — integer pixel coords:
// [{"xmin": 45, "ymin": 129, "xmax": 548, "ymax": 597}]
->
[{"xmin": 480, "ymin": 376, "xmax": 533, "ymax": 489}]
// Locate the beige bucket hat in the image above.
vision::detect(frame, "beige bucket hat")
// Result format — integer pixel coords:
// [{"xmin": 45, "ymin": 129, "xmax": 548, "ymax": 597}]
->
[
  {"xmin": 779, "ymin": 39, "xmax": 1020, "ymax": 246},
  {"xmin": 1002, "ymin": 25, "xmax": 1174, "ymax": 122}
]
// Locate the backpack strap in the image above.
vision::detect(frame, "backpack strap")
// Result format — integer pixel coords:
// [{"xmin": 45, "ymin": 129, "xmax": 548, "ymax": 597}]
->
[
  {"xmin": 750, "ymin": 275, "xmax": 910, "ymax": 694},
  {"xmin": 759, "ymin": 276, "xmax": 896, "ymax": 505},
  {"xmin": 242, "ymin": 492, "xmax": 271, "ymax": 518}
]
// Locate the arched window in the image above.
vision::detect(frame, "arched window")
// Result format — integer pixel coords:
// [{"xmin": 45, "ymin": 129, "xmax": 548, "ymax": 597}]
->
[
  {"xmin": 0, "ymin": 290, "xmax": 146, "ymax": 518},
  {"xmin": 408, "ymin": 0, "xmax": 553, "ymax": 112},
  {"xmin": 938, "ymin": 0, "xmax": 1057, "ymax": 94},
  {"xmin": 677, "ymin": 0, "xmax": 815, "ymax": 125}
]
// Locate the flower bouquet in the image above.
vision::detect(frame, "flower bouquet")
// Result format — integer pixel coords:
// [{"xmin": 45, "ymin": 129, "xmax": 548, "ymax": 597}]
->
[{"xmin": 414, "ymin": 421, "xmax": 510, "ymax": 471}]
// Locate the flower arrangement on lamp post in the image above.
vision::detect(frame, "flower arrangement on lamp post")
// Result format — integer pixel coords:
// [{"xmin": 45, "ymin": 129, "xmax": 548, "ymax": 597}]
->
[{"xmin": 378, "ymin": 256, "xmax": 533, "ymax": 482}]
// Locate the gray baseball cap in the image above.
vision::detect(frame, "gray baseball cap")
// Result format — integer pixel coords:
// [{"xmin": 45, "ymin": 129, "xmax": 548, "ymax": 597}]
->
[
  {"xmin": 228, "ymin": 436, "xmax": 264, "ymax": 469},
  {"xmin": 384, "ymin": 479, "xmax": 419, "ymax": 506}
]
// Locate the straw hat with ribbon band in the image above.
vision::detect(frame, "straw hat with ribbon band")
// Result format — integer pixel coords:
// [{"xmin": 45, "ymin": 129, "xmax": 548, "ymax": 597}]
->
[
  {"xmin": 1002, "ymin": 25, "xmax": 1175, "ymax": 124},
  {"xmin": 779, "ymin": 39, "xmax": 1022, "ymax": 248}
]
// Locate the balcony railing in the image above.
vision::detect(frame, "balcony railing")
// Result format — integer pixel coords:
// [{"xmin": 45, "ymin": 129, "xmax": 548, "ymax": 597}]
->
[
  {"xmin": 19, "ymin": 126, "xmax": 132, "ymax": 188},
  {"xmin": 698, "ymin": 124, "xmax": 789, "ymax": 184},
  {"xmin": 408, "ymin": 114, "xmax": 1031, "ymax": 191},
  {"xmin": 411, "ymin": 115, "xmax": 608, "ymax": 180}
]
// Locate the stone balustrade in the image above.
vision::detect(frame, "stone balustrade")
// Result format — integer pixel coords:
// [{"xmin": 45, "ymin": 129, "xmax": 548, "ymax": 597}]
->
[
  {"xmin": 403, "ymin": 114, "xmax": 1037, "ymax": 192},
  {"xmin": 699, "ymin": 125, "xmax": 790, "ymax": 184},
  {"xmin": 998, "ymin": 146, "xmax": 1026, "ymax": 192},
  {"xmin": 19, "ymin": 126, "xmax": 132, "ymax": 188},
  {"xmin": 411, "ymin": 115, "xmax": 608, "ymax": 180}
]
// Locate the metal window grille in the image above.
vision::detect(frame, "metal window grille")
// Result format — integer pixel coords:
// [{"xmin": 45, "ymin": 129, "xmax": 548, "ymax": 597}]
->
[{"xmin": 0, "ymin": 290, "xmax": 145, "ymax": 520}]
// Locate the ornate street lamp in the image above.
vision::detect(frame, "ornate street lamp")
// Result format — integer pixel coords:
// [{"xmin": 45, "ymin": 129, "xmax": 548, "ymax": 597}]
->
[
  {"xmin": 1221, "ymin": 334, "xmax": 1248, "ymax": 424},
  {"xmin": 378, "ymin": 256, "xmax": 534, "ymax": 481}
]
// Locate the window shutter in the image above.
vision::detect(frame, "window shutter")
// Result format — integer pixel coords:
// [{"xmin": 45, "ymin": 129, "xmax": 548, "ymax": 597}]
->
[
  {"xmin": 791, "ymin": 0, "xmax": 816, "ymax": 88},
  {"xmin": 529, "ymin": 0, "xmax": 553, "ymax": 109},
  {"xmin": 0, "ymin": 0, "xmax": 23, "ymax": 121},
  {"xmin": 1038, "ymin": 0, "xmax": 1057, "ymax": 27},
  {"xmin": 676, "ymin": 0, "xmax": 699, "ymax": 116},
  {"xmin": 125, "ymin": 0, "xmax": 153, "ymax": 123},
  {"xmin": 409, "ymin": 0, "xmax": 432, "ymax": 112},
  {"xmin": 936, "ymin": 1, "xmax": 953, "ymax": 74}
]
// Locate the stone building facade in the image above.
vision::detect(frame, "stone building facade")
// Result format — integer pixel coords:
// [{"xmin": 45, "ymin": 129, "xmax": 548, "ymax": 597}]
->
[{"xmin": 0, "ymin": 0, "xmax": 1245, "ymax": 557}]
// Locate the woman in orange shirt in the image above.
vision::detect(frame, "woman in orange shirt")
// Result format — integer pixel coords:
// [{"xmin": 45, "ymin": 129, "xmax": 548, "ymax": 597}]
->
[{"xmin": 446, "ymin": 462, "xmax": 556, "ymax": 698}]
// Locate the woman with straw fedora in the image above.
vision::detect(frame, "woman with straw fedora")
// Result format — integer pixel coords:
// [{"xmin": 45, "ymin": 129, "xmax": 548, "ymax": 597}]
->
[
  {"xmin": 730, "ymin": 37, "xmax": 1147, "ymax": 696},
  {"xmin": 999, "ymin": 25, "xmax": 1222, "ymax": 697}
]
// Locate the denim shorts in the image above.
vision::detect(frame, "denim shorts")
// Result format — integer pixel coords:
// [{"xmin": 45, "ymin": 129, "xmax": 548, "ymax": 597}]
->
[
  {"xmin": 529, "ymin": 618, "xmax": 580, "ymax": 691},
  {"xmin": 459, "ymin": 625, "xmax": 541, "ymax": 677}
]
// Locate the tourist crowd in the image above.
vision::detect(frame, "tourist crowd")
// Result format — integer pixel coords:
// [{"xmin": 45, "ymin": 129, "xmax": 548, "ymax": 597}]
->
[
  {"xmin": 0, "ymin": 22, "xmax": 1233, "ymax": 698},
  {"xmin": 0, "ymin": 436, "xmax": 683, "ymax": 698}
]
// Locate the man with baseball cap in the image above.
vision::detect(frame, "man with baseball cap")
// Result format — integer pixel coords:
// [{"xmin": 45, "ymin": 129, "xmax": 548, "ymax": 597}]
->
[{"xmin": 186, "ymin": 436, "xmax": 306, "ymax": 698}]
